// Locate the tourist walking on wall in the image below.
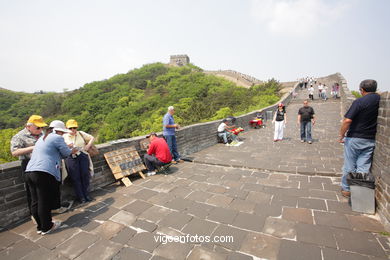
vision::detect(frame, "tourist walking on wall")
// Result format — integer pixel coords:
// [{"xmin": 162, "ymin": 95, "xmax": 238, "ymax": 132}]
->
[
  {"xmin": 308, "ymin": 85, "xmax": 315, "ymax": 100},
  {"xmin": 10, "ymin": 115, "xmax": 47, "ymax": 218},
  {"xmin": 297, "ymin": 100, "xmax": 316, "ymax": 144},
  {"xmin": 163, "ymin": 106, "xmax": 183, "ymax": 163},
  {"xmin": 338, "ymin": 80, "xmax": 380, "ymax": 198},
  {"xmin": 272, "ymin": 103, "xmax": 287, "ymax": 142},
  {"xmin": 63, "ymin": 119, "xmax": 95, "ymax": 204},
  {"xmin": 332, "ymin": 83, "xmax": 340, "ymax": 99},
  {"xmin": 25, "ymin": 120, "xmax": 77, "ymax": 235}
]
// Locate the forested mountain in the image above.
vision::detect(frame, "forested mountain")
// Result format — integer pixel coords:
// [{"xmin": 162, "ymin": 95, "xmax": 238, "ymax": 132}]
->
[{"xmin": 0, "ymin": 63, "xmax": 281, "ymax": 163}]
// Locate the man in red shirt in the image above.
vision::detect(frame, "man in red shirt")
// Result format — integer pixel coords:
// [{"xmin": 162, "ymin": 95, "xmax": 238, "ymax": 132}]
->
[{"xmin": 144, "ymin": 132, "xmax": 172, "ymax": 176}]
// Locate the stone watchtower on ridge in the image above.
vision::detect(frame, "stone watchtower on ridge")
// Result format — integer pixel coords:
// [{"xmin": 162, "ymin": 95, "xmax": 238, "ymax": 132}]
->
[{"xmin": 169, "ymin": 55, "xmax": 190, "ymax": 67}]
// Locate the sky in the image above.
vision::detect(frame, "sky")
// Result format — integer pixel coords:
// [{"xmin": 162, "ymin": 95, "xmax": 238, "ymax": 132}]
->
[{"xmin": 1, "ymin": 0, "xmax": 389, "ymax": 93}]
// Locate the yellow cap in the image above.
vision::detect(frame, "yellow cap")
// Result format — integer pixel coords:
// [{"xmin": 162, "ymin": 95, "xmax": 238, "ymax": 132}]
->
[
  {"xmin": 66, "ymin": 119, "xmax": 78, "ymax": 128},
  {"xmin": 27, "ymin": 115, "xmax": 48, "ymax": 127}
]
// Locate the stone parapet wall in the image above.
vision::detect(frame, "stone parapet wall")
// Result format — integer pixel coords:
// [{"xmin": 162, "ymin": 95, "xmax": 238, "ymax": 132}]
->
[
  {"xmin": 0, "ymin": 81, "xmax": 298, "ymax": 228},
  {"xmin": 205, "ymin": 70, "xmax": 263, "ymax": 86},
  {"xmin": 337, "ymin": 72, "xmax": 356, "ymax": 116},
  {"xmin": 371, "ymin": 91, "xmax": 390, "ymax": 231}
]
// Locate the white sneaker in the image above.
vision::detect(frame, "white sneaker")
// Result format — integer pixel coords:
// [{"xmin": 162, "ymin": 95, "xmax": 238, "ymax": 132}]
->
[
  {"xmin": 146, "ymin": 171, "xmax": 156, "ymax": 176},
  {"xmin": 41, "ymin": 221, "xmax": 61, "ymax": 235}
]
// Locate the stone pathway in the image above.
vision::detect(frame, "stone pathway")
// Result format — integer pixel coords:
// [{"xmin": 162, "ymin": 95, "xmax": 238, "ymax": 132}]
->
[
  {"xmin": 192, "ymin": 75, "xmax": 345, "ymax": 176},
  {"xmin": 0, "ymin": 77, "xmax": 389, "ymax": 260}
]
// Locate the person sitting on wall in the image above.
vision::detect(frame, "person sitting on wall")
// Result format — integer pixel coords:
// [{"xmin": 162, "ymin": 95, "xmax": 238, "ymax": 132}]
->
[
  {"xmin": 217, "ymin": 119, "xmax": 238, "ymax": 145},
  {"xmin": 143, "ymin": 132, "xmax": 172, "ymax": 176}
]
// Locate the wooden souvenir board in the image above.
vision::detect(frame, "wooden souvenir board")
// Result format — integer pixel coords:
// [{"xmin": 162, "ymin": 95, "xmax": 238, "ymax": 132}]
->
[
  {"xmin": 104, "ymin": 146, "xmax": 146, "ymax": 186},
  {"xmin": 139, "ymin": 138, "xmax": 150, "ymax": 151}
]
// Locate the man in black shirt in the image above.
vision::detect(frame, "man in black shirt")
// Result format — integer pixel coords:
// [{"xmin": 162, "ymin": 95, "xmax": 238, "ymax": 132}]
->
[
  {"xmin": 297, "ymin": 100, "xmax": 316, "ymax": 144},
  {"xmin": 339, "ymin": 79, "xmax": 380, "ymax": 197}
]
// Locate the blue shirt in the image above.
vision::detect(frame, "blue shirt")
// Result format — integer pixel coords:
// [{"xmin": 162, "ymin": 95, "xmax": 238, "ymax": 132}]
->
[
  {"xmin": 26, "ymin": 133, "xmax": 72, "ymax": 181},
  {"xmin": 345, "ymin": 93, "xmax": 380, "ymax": 139},
  {"xmin": 163, "ymin": 113, "xmax": 176, "ymax": 136}
]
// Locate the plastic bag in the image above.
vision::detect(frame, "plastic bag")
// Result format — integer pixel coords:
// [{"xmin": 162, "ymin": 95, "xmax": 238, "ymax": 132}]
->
[{"xmin": 346, "ymin": 172, "xmax": 375, "ymax": 189}]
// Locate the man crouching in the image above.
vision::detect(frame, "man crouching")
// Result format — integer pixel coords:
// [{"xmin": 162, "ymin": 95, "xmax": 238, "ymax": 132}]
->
[{"xmin": 143, "ymin": 133, "xmax": 172, "ymax": 176}]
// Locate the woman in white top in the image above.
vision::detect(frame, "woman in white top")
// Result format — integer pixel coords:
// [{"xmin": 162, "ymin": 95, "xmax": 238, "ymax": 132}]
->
[
  {"xmin": 272, "ymin": 103, "xmax": 287, "ymax": 142},
  {"xmin": 63, "ymin": 119, "xmax": 95, "ymax": 203}
]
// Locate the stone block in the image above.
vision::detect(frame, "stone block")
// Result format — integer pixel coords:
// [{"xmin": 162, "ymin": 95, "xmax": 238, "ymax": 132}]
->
[
  {"xmin": 158, "ymin": 211, "xmax": 192, "ymax": 230},
  {"xmin": 131, "ymin": 219, "xmax": 157, "ymax": 232},
  {"xmin": 56, "ymin": 232, "xmax": 99, "ymax": 259},
  {"xmin": 333, "ymin": 227, "xmax": 386, "ymax": 257},
  {"xmin": 277, "ymin": 240, "xmax": 322, "ymax": 260},
  {"xmin": 112, "ymin": 247, "xmax": 151, "ymax": 260},
  {"xmin": 296, "ymin": 222, "xmax": 337, "ymax": 248},
  {"xmin": 282, "ymin": 207, "xmax": 313, "ymax": 224},
  {"xmin": 263, "ymin": 217, "xmax": 296, "ymax": 239},
  {"xmin": 91, "ymin": 220, "xmax": 124, "ymax": 240},
  {"xmin": 127, "ymin": 232, "xmax": 160, "ymax": 253},
  {"xmin": 297, "ymin": 198, "xmax": 327, "ymax": 210},
  {"xmin": 109, "ymin": 210, "xmax": 136, "ymax": 227},
  {"xmin": 182, "ymin": 217, "xmax": 218, "ymax": 237},
  {"xmin": 111, "ymin": 227, "xmax": 137, "ymax": 244},
  {"xmin": 211, "ymin": 225, "xmax": 248, "ymax": 251},
  {"xmin": 122, "ymin": 200, "xmax": 152, "ymax": 215},
  {"xmin": 313, "ymin": 211, "xmax": 351, "ymax": 229},
  {"xmin": 232, "ymin": 212, "xmax": 266, "ymax": 232},
  {"xmin": 207, "ymin": 207, "xmax": 239, "ymax": 225},
  {"xmin": 187, "ymin": 246, "xmax": 226, "ymax": 260},
  {"xmin": 154, "ymin": 241, "xmax": 194, "ymax": 260},
  {"xmin": 240, "ymin": 233, "xmax": 280, "ymax": 260},
  {"xmin": 75, "ymin": 239, "xmax": 122, "ymax": 260}
]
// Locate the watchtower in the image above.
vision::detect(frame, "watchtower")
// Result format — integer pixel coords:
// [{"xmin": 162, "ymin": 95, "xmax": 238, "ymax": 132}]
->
[{"xmin": 169, "ymin": 55, "xmax": 190, "ymax": 67}]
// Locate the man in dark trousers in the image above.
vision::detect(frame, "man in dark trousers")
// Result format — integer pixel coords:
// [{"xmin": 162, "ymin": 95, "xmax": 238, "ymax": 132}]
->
[
  {"xmin": 297, "ymin": 100, "xmax": 316, "ymax": 144},
  {"xmin": 338, "ymin": 80, "xmax": 380, "ymax": 198},
  {"xmin": 143, "ymin": 133, "xmax": 172, "ymax": 176}
]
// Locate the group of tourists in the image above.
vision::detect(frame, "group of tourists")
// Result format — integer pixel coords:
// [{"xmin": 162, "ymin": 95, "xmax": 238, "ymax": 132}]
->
[
  {"xmin": 11, "ymin": 117, "xmax": 95, "ymax": 235},
  {"xmin": 8, "ymin": 77, "xmax": 380, "ymax": 235},
  {"xmin": 273, "ymin": 79, "xmax": 380, "ymax": 201},
  {"xmin": 271, "ymin": 100, "xmax": 315, "ymax": 143}
]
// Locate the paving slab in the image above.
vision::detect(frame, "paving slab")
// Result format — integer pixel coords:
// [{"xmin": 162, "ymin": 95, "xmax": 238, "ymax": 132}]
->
[
  {"xmin": 182, "ymin": 217, "xmax": 218, "ymax": 237},
  {"xmin": 187, "ymin": 246, "xmax": 226, "ymax": 260},
  {"xmin": 127, "ymin": 232, "xmax": 160, "ymax": 253},
  {"xmin": 55, "ymin": 232, "xmax": 99, "ymax": 259},
  {"xmin": 112, "ymin": 247, "xmax": 151, "ymax": 260},
  {"xmin": 75, "ymin": 239, "xmax": 122, "ymax": 260},
  {"xmin": 240, "ymin": 233, "xmax": 280, "ymax": 260},
  {"xmin": 277, "ymin": 239, "xmax": 322, "ymax": 260},
  {"xmin": 282, "ymin": 207, "xmax": 313, "ymax": 224},
  {"xmin": 296, "ymin": 222, "xmax": 337, "ymax": 248},
  {"xmin": 333, "ymin": 228, "xmax": 387, "ymax": 258},
  {"xmin": 0, "ymin": 238, "xmax": 40, "ymax": 259},
  {"xmin": 263, "ymin": 217, "xmax": 296, "ymax": 239}
]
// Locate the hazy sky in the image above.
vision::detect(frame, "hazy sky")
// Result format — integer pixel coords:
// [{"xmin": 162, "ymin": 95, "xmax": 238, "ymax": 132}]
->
[{"xmin": 1, "ymin": 0, "xmax": 389, "ymax": 93}]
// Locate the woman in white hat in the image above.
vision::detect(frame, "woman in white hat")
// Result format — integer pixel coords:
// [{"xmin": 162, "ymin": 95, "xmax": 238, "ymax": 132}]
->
[{"xmin": 25, "ymin": 120, "xmax": 77, "ymax": 235}]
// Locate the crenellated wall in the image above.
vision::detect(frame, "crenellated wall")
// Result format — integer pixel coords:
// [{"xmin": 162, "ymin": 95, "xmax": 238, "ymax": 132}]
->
[
  {"xmin": 0, "ymin": 82, "xmax": 298, "ymax": 228},
  {"xmin": 371, "ymin": 91, "xmax": 390, "ymax": 231}
]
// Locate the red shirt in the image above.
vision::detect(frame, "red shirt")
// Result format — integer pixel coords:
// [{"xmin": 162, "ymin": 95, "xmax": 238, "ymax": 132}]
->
[{"xmin": 147, "ymin": 137, "xmax": 172, "ymax": 163}]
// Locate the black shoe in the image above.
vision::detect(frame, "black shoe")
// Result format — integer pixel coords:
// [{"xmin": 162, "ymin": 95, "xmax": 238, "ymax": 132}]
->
[{"xmin": 85, "ymin": 196, "xmax": 93, "ymax": 202}]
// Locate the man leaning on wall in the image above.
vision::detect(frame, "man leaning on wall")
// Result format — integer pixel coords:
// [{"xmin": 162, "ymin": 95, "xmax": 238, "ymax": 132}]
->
[{"xmin": 338, "ymin": 79, "xmax": 380, "ymax": 198}]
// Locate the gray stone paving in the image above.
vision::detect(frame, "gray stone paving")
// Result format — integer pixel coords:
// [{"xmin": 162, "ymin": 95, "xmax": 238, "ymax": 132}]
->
[{"xmin": 1, "ymin": 77, "xmax": 389, "ymax": 259}]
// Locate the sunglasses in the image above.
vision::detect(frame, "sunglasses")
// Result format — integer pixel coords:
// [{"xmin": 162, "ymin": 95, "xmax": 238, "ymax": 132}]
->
[{"xmin": 69, "ymin": 127, "xmax": 78, "ymax": 130}]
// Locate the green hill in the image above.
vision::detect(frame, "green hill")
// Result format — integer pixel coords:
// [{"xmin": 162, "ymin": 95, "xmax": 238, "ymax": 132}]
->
[{"xmin": 0, "ymin": 63, "xmax": 281, "ymax": 163}]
